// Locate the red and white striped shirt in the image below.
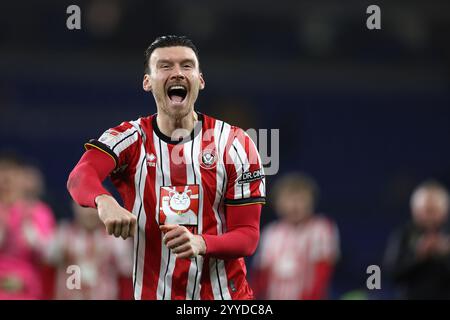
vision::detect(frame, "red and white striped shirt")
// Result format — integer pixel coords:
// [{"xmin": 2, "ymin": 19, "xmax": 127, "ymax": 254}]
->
[
  {"xmin": 84, "ymin": 113, "xmax": 266, "ymax": 300},
  {"xmin": 253, "ymin": 216, "xmax": 339, "ymax": 300}
]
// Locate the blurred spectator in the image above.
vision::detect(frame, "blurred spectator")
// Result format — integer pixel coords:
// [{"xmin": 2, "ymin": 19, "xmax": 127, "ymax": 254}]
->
[
  {"xmin": 45, "ymin": 201, "xmax": 133, "ymax": 300},
  {"xmin": 251, "ymin": 172, "xmax": 340, "ymax": 299},
  {"xmin": 0, "ymin": 153, "xmax": 55, "ymax": 299},
  {"xmin": 384, "ymin": 180, "xmax": 450, "ymax": 299},
  {"xmin": 19, "ymin": 164, "xmax": 46, "ymax": 204}
]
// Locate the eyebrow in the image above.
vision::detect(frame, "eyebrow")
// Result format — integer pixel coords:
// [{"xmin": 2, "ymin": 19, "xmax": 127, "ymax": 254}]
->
[{"xmin": 156, "ymin": 59, "xmax": 196, "ymax": 66}]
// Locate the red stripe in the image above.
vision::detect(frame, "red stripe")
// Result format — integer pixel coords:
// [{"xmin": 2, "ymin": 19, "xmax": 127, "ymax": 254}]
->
[
  {"xmin": 224, "ymin": 258, "xmax": 254, "ymax": 299},
  {"xmin": 112, "ymin": 121, "xmax": 133, "ymax": 133},
  {"xmin": 140, "ymin": 116, "xmax": 161, "ymax": 300},
  {"xmin": 200, "ymin": 116, "xmax": 219, "ymax": 235},
  {"xmin": 110, "ymin": 122, "xmax": 141, "ymax": 211},
  {"xmin": 198, "ymin": 116, "xmax": 220, "ymax": 299},
  {"xmin": 112, "ymin": 152, "xmax": 137, "ymax": 212},
  {"xmin": 166, "ymin": 143, "xmax": 193, "ymax": 300},
  {"xmin": 200, "ymin": 257, "xmax": 213, "ymax": 299}
]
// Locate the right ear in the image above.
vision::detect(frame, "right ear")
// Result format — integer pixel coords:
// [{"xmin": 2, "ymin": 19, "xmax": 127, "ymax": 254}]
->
[{"xmin": 143, "ymin": 74, "xmax": 152, "ymax": 92}]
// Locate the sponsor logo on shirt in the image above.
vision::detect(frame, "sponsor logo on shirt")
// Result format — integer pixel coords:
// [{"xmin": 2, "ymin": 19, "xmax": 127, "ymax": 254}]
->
[
  {"xmin": 238, "ymin": 168, "xmax": 265, "ymax": 184},
  {"xmin": 159, "ymin": 185, "xmax": 199, "ymax": 227}
]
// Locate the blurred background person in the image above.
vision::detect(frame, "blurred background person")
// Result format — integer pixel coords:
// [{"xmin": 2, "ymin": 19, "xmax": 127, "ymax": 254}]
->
[
  {"xmin": 251, "ymin": 172, "xmax": 340, "ymax": 299},
  {"xmin": 45, "ymin": 201, "xmax": 133, "ymax": 300},
  {"xmin": 384, "ymin": 180, "xmax": 450, "ymax": 299},
  {"xmin": 0, "ymin": 153, "xmax": 55, "ymax": 299}
]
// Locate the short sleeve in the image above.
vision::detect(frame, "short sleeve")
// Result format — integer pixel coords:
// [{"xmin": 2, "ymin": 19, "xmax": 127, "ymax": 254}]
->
[
  {"xmin": 84, "ymin": 121, "xmax": 141, "ymax": 171},
  {"xmin": 224, "ymin": 128, "xmax": 266, "ymax": 206}
]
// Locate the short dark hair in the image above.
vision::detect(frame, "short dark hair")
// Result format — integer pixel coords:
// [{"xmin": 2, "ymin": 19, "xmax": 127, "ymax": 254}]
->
[{"xmin": 144, "ymin": 35, "xmax": 199, "ymax": 74}]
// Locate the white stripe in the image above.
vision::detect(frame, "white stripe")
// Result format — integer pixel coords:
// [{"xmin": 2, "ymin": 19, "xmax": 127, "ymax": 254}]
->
[
  {"xmin": 217, "ymin": 121, "xmax": 231, "ymax": 167},
  {"xmin": 113, "ymin": 131, "xmax": 138, "ymax": 156},
  {"xmin": 233, "ymin": 139, "xmax": 251, "ymax": 198},
  {"xmin": 213, "ymin": 120, "xmax": 228, "ymax": 235},
  {"xmin": 248, "ymin": 132, "xmax": 266, "ymax": 198},
  {"xmin": 215, "ymin": 121, "xmax": 231, "ymax": 232},
  {"xmin": 155, "ymin": 136, "xmax": 177, "ymax": 300},
  {"xmin": 259, "ymin": 176, "xmax": 266, "ymax": 197},
  {"xmin": 188, "ymin": 128, "xmax": 205, "ymax": 299},
  {"xmin": 132, "ymin": 143, "xmax": 147, "ymax": 300},
  {"xmin": 186, "ymin": 256, "xmax": 204, "ymax": 300},
  {"xmin": 154, "ymin": 135, "xmax": 164, "ymax": 300},
  {"xmin": 209, "ymin": 259, "xmax": 232, "ymax": 300},
  {"xmin": 247, "ymin": 130, "xmax": 266, "ymax": 198},
  {"xmin": 99, "ymin": 127, "xmax": 138, "ymax": 157},
  {"xmin": 192, "ymin": 127, "xmax": 203, "ymax": 235},
  {"xmin": 230, "ymin": 139, "xmax": 250, "ymax": 199},
  {"xmin": 184, "ymin": 140, "xmax": 199, "ymax": 299},
  {"xmin": 209, "ymin": 122, "xmax": 232, "ymax": 299}
]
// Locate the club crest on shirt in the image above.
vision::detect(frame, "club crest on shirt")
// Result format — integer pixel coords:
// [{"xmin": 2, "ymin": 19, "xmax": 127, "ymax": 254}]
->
[
  {"xmin": 199, "ymin": 149, "xmax": 218, "ymax": 169},
  {"xmin": 159, "ymin": 185, "xmax": 199, "ymax": 226}
]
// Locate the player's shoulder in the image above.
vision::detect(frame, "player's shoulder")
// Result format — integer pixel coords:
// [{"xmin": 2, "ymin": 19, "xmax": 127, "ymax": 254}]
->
[
  {"xmin": 121, "ymin": 115, "xmax": 153, "ymax": 129},
  {"xmin": 106, "ymin": 115, "xmax": 154, "ymax": 135}
]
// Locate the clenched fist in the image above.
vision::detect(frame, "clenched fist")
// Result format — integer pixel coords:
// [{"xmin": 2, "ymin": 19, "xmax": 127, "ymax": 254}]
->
[
  {"xmin": 160, "ymin": 224, "xmax": 206, "ymax": 259},
  {"xmin": 95, "ymin": 194, "xmax": 137, "ymax": 239}
]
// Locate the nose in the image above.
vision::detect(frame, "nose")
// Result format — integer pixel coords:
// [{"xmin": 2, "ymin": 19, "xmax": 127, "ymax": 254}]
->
[{"xmin": 170, "ymin": 65, "xmax": 185, "ymax": 80}]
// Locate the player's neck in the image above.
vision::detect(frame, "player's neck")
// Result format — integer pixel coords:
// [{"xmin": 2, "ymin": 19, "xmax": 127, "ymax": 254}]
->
[{"xmin": 156, "ymin": 111, "xmax": 198, "ymax": 140}]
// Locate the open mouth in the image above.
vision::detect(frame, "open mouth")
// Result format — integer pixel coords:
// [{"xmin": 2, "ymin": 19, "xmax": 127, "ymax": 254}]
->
[{"xmin": 167, "ymin": 85, "xmax": 188, "ymax": 103}]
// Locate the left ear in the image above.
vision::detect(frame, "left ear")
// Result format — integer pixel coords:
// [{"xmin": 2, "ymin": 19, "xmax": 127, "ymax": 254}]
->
[
  {"xmin": 143, "ymin": 74, "xmax": 152, "ymax": 92},
  {"xmin": 199, "ymin": 73, "xmax": 205, "ymax": 90}
]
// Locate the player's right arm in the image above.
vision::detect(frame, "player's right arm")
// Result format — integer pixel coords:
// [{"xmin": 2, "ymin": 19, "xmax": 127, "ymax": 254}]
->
[{"xmin": 67, "ymin": 123, "xmax": 139, "ymax": 239}]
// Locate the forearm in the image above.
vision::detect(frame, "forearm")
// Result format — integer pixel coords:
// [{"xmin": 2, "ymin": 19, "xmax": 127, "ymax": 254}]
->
[
  {"xmin": 202, "ymin": 227, "xmax": 259, "ymax": 259},
  {"xmin": 201, "ymin": 204, "xmax": 261, "ymax": 260}
]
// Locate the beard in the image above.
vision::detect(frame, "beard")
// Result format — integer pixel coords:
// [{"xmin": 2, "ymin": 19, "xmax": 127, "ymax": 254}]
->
[
  {"xmin": 161, "ymin": 103, "xmax": 193, "ymax": 120},
  {"xmin": 153, "ymin": 88, "xmax": 198, "ymax": 121}
]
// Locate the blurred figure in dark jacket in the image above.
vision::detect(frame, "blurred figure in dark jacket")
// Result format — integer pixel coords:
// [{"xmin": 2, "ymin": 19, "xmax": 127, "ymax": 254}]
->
[{"xmin": 384, "ymin": 180, "xmax": 450, "ymax": 299}]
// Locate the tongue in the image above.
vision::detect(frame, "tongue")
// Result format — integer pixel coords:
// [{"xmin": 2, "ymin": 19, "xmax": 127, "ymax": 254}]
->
[{"xmin": 170, "ymin": 95, "xmax": 184, "ymax": 103}]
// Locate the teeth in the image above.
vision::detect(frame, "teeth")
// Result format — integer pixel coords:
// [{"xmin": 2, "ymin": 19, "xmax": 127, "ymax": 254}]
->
[{"xmin": 169, "ymin": 85, "xmax": 186, "ymax": 90}]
